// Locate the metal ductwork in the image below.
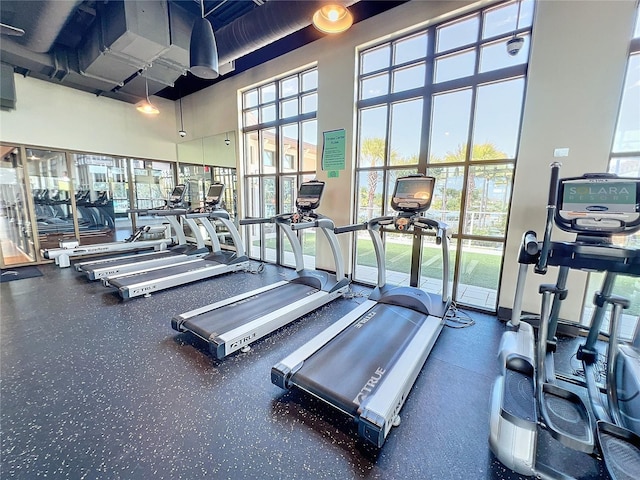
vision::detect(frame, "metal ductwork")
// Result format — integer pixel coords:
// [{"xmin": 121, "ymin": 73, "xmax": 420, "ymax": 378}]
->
[
  {"xmin": 0, "ymin": 0, "xmax": 359, "ymax": 105},
  {"xmin": 215, "ymin": 0, "xmax": 357, "ymax": 65},
  {"xmin": 0, "ymin": 0, "xmax": 82, "ymax": 53}
]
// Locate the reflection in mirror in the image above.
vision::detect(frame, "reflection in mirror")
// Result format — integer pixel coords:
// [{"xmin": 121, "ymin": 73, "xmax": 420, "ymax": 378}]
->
[
  {"xmin": 26, "ymin": 148, "xmax": 80, "ymax": 250},
  {"xmin": 0, "ymin": 144, "xmax": 36, "ymax": 265},
  {"xmin": 177, "ymin": 132, "xmax": 239, "ymax": 249},
  {"xmin": 177, "ymin": 132, "xmax": 238, "ymax": 215},
  {"xmin": 70, "ymin": 153, "xmax": 129, "ymax": 243}
]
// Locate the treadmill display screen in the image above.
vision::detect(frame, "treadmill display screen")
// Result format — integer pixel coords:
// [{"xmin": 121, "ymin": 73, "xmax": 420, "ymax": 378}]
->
[
  {"xmin": 391, "ymin": 176, "xmax": 435, "ymax": 212},
  {"xmin": 206, "ymin": 184, "xmax": 224, "ymax": 201},
  {"xmin": 297, "ymin": 182, "xmax": 325, "ymax": 209},
  {"xmin": 171, "ymin": 185, "xmax": 185, "ymax": 199}
]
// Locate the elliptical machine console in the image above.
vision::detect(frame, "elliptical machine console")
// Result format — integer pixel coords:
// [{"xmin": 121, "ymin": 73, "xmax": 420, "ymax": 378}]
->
[{"xmin": 555, "ymin": 174, "xmax": 640, "ymax": 235}]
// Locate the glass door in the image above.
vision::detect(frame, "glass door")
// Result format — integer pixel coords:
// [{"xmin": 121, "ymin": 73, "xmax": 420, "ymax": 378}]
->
[{"xmin": 0, "ymin": 144, "xmax": 37, "ymax": 266}]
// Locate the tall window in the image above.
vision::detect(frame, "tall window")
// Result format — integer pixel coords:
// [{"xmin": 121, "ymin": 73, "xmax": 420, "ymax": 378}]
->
[
  {"xmin": 242, "ymin": 67, "xmax": 318, "ymax": 266},
  {"xmin": 584, "ymin": 7, "xmax": 640, "ymax": 336},
  {"xmin": 354, "ymin": 0, "xmax": 534, "ymax": 311}
]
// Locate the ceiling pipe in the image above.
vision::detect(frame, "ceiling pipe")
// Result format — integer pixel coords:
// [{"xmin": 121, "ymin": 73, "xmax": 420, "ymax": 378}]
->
[
  {"xmin": 0, "ymin": 0, "xmax": 361, "ymax": 104},
  {"xmin": 214, "ymin": 0, "xmax": 358, "ymax": 65},
  {"xmin": 0, "ymin": 0, "xmax": 82, "ymax": 53}
]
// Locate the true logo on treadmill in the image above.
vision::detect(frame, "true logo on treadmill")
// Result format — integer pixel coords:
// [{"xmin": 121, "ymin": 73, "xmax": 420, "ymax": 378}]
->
[
  {"xmin": 134, "ymin": 286, "xmax": 155, "ymax": 294},
  {"xmin": 229, "ymin": 332, "xmax": 256, "ymax": 351},
  {"xmin": 354, "ymin": 310, "xmax": 376, "ymax": 329},
  {"xmin": 353, "ymin": 367, "xmax": 386, "ymax": 405}
]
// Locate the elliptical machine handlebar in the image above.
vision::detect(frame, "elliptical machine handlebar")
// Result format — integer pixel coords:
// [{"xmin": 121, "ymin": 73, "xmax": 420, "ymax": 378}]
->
[{"xmin": 535, "ymin": 162, "xmax": 562, "ymax": 274}]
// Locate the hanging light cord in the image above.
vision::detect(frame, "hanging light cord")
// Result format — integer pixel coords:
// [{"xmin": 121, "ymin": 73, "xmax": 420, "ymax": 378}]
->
[
  {"xmin": 513, "ymin": 0, "xmax": 522, "ymax": 37},
  {"xmin": 179, "ymin": 98, "xmax": 185, "ymax": 131},
  {"xmin": 144, "ymin": 70, "xmax": 151, "ymax": 102}
]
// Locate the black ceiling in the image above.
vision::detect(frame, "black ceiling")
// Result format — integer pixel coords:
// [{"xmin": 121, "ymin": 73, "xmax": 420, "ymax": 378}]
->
[
  {"xmin": 0, "ymin": 1, "xmax": 408, "ymax": 102},
  {"xmin": 162, "ymin": 0, "xmax": 408, "ymax": 100}
]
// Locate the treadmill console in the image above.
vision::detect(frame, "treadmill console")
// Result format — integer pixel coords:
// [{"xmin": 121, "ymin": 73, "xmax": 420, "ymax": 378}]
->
[
  {"xmin": 205, "ymin": 183, "xmax": 224, "ymax": 206},
  {"xmin": 167, "ymin": 184, "xmax": 186, "ymax": 207},
  {"xmin": 296, "ymin": 181, "xmax": 325, "ymax": 211},
  {"xmin": 391, "ymin": 175, "xmax": 435, "ymax": 213},
  {"xmin": 555, "ymin": 175, "xmax": 640, "ymax": 235}
]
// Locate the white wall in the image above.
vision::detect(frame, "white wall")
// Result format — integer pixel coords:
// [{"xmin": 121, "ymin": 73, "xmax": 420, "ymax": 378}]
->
[
  {"xmin": 499, "ymin": 0, "xmax": 637, "ymax": 318},
  {"xmin": 0, "ymin": 76, "xmax": 178, "ymax": 161}
]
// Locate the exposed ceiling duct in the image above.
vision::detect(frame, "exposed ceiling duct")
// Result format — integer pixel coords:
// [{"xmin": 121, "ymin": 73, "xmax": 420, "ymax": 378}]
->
[
  {"xmin": 0, "ymin": 0, "xmax": 82, "ymax": 53},
  {"xmin": 0, "ymin": 0, "xmax": 365, "ymax": 108},
  {"xmin": 215, "ymin": 0, "xmax": 357, "ymax": 66}
]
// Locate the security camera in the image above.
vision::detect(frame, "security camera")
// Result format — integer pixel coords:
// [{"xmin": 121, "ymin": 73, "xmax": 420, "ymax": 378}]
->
[
  {"xmin": 225, "ymin": 138, "xmax": 230, "ymax": 146},
  {"xmin": 179, "ymin": 130, "xmax": 187, "ymax": 138},
  {"xmin": 506, "ymin": 36, "xmax": 525, "ymax": 56}
]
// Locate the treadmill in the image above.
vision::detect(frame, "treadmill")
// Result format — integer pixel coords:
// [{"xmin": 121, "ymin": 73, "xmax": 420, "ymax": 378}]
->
[
  {"xmin": 103, "ymin": 184, "xmax": 249, "ymax": 300},
  {"xmin": 42, "ymin": 185, "xmax": 191, "ymax": 269},
  {"xmin": 76, "ymin": 186, "xmax": 229, "ymax": 280},
  {"xmin": 171, "ymin": 180, "xmax": 350, "ymax": 359},
  {"xmin": 271, "ymin": 174, "xmax": 452, "ymax": 448}
]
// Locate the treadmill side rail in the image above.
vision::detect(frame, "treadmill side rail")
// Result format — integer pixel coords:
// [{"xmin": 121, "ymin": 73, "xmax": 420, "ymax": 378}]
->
[
  {"xmin": 116, "ymin": 261, "xmax": 249, "ymax": 299},
  {"xmin": 214, "ymin": 286, "xmax": 349, "ymax": 358},
  {"xmin": 271, "ymin": 300, "xmax": 378, "ymax": 388},
  {"xmin": 173, "ymin": 281, "xmax": 289, "ymax": 329},
  {"xmin": 74, "ymin": 250, "xmax": 163, "ymax": 272},
  {"xmin": 357, "ymin": 314, "xmax": 445, "ymax": 447}
]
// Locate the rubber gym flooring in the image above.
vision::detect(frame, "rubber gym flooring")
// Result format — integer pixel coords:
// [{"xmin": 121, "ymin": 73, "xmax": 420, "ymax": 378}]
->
[{"xmin": 0, "ymin": 262, "xmax": 608, "ymax": 479}]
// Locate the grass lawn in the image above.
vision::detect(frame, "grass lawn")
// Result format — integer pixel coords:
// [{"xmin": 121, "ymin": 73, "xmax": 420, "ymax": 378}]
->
[{"xmin": 255, "ymin": 234, "xmax": 640, "ymax": 315}]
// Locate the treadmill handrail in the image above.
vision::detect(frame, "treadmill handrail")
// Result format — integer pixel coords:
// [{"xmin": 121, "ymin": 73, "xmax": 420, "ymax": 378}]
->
[
  {"xmin": 368, "ymin": 216, "xmax": 395, "ymax": 229},
  {"xmin": 290, "ymin": 217, "xmax": 336, "ymax": 231},
  {"xmin": 334, "ymin": 222, "xmax": 368, "ymax": 234},
  {"xmin": 414, "ymin": 218, "xmax": 449, "ymax": 244},
  {"xmin": 239, "ymin": 217, "xmax": 274, "ymax": 225},
  {"xmin": 208, "ymin": 210, "xmax": 231, "ymax": 220},
  {"xmin": 186, "ymin": 211, "xmax": 231, "ymax": 221},
  {"xmin": 148, "ymin": 208, "xmax": 189, "ymax": 216}
]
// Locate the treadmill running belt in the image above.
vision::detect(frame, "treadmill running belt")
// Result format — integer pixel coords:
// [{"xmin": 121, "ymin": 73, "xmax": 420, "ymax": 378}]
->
[
  {"xmin": 82, "ymin": 250, "xmax": 178, "ymax": 271},
  {"xmin": 108, "ymin": 259, "xmax": 218, "ymax": 287},
  {"xmin": 183, "ymin": 283, "xmax": 319, "ymax": 340},
  {"xmin": 291, "ymin": 303, "xmax": 428, "ymax": 417}
]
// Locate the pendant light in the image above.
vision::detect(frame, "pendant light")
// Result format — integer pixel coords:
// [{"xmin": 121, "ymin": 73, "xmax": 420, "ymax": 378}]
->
[
  {"xmin": 190, "ymin": 0, "xmax": 219, "ymax": 79},
  {"xmin": 312, "ymin": 3, "xmax": 353, "ymax": 34},
  {"xmin": 506, "ymin": 0, "xmax": 525, "ymax": 56},
  {"xmin": 178, "ymin": 98, "xmax": 187, "ymax": 137},
  {"xmin": 135, "ymin": 71, "xmax": 160, "ymax": 115}
]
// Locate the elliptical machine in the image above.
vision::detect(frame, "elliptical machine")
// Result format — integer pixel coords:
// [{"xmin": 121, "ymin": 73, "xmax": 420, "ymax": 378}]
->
[{"xmin": 489, "ymin": 163, "xmax": 640, "ymax": 479}]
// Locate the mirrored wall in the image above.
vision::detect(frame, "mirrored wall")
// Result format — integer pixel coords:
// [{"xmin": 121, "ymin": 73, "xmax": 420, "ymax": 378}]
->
[{"xmin": 0, "ymin": 134, "xmax": 239, "ymax": 267}]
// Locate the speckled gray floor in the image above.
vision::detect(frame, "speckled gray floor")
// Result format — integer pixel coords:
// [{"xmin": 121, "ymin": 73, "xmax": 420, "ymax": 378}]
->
[{"xmin": 1, "ymin": 262, "xmax": 608, "ymax": 479}]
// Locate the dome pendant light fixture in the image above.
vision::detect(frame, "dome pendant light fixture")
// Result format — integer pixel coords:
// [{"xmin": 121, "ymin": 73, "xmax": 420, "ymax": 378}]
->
[
  {"xmin": 312, "ymin": 3, "xmax": 353, "ymax": 34},
  {"xmin": 506, "ymin": 0, "xmax": 525, "ymax": 56},
  {"xmin": 190, "ymin": 0, "xmax": 219, "ymax": 79},
  {"xmin": 135, "ymin": 71, "xmax": 160, "ymax": 115}
]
